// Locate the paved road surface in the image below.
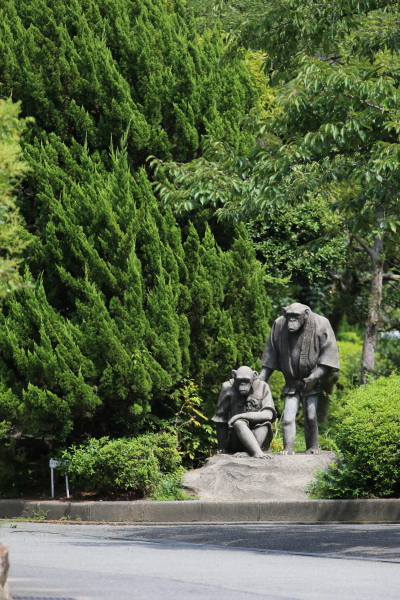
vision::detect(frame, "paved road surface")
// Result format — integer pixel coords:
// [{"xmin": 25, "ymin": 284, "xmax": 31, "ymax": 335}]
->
[{"xmin": 3, "ymin": 522, "xmax": 400, "ymax": 599}]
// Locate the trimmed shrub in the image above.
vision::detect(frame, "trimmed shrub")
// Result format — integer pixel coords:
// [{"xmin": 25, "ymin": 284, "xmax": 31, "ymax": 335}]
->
[
  {"xmin": 309, "ymin": 374, "xmax": 400, "ymax": 498},
  {"xmin": 61, "ymin": 433, "xmax": 184, "ymax": 498}
]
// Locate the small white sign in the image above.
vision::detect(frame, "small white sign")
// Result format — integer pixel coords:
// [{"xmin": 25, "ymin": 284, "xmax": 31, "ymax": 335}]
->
[{"xmin": 49, "ymin": 459, "xmax": 61, "ymax": 468}]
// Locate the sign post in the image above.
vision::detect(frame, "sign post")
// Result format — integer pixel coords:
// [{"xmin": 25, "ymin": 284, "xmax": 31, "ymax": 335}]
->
[{"xmin": 49, "ymin": 459, "xmax": 69, "ymax": 498}]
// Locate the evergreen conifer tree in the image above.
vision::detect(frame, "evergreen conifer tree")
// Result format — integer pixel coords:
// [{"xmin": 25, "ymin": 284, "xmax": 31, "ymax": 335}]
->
[
  {"xmin": 0, "ymin": 99, "xmax": 30, "ymax": 295},
  {"xmin": 0, "ymin": 0, "xmax": 255, "ymax": 163},
  {"xmin": 0, "ymin": 0, "xmax": 272, "ymax": 448},
  {"xmin": 184, "ymin": 223, "xmax": 271, "ymax": 412},
  {"xmin": 0, "ymin": 137, "xmax": 192, "ymax": 438},
  {"xmin": 223, "ymin": 226, "xmax": 271, "ymax": 362}
]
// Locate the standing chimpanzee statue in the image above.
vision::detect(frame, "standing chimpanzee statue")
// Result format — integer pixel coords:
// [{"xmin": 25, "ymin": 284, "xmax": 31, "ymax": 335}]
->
[
  {"xmin": 212, "ymin": 366, "xmax": 277, "ymax": 458},
  {"xmin": 259, "ymin": 303, "xmax": 339, "ymax": 455}
]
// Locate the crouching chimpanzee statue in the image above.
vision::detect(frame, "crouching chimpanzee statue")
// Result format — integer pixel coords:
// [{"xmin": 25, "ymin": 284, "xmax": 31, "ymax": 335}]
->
[{"xmin": 212, "ymin": 366, "xmax": 277, "ymax": 458}]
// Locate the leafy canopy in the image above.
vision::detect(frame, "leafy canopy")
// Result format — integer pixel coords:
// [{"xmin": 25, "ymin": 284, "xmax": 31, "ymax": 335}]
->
[{"xmin": 153, "ymin": 1, "xmax": 400, "ymax": 280}]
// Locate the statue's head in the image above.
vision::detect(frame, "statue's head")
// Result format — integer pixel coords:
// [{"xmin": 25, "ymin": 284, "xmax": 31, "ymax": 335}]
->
[
  {"xmin": 282, "ymin": 302, "xmax": 311, "ymax": 333},
  {"xmin": 231, "ymin": 366, "xmax": 258, "ymax": 396}
]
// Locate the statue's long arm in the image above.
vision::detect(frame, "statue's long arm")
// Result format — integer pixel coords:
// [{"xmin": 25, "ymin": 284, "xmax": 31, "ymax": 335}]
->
[
  {"xmin": 303, "ymin": 364, "xmax": 330, "ymax": 391},
  {"xmin": 259, "ymin": 366, "xmax": 274, "ymax": 382},
  {"xmin": 313, "ymin": 365, "xmax": 330, "ymax": 378},
  {"xmin": 229, "ymin": 409, "xmax": 274, "ymax": 427}
]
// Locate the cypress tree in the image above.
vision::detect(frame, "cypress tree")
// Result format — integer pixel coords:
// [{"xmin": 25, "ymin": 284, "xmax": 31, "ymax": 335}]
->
[
  {"xmin": 0, "ymin": 276, "xmax": 101, "ymax": 440},
  {"xmin": 0, "ymin": 139, "xmax": 190, "ymax": 438},
  {"xmin": 223, "ymin": 225, "xmax": 271, "ymax": 364},
  {"xmin": 0, "ymin": 0, "xmax": 255, "ymax": 163},
  {"xmin": 0, "ymin": 0, "xmax": 272, "ymax": 448},
  {"xmin": 0, "ymin": 99, "xmax": 30, "ymax": 296},
  {"xmin": 184, "ymin": 223, "xmax": 271, "ymax": 413}
]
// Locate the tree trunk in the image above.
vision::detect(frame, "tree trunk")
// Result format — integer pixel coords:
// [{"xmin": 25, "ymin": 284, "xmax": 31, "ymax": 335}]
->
[{"xmin": 360, "ymin": 232, "xmax": 384, "ymax": 384}]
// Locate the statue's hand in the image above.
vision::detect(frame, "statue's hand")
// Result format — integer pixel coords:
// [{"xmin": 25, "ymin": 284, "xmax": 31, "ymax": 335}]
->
[
  {"xmin": 303, "ymin": 374, "xmax": 319, "ymax": 392},
  {"xmin": 228, "ymin": 415, "xmax": 240, "ymax": 427}
]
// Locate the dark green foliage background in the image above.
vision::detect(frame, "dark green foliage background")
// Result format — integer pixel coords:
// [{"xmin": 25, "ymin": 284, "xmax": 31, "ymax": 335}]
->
[
  {"xmin": 0, "ymin": 0, "xmax": 272, "ymax": 457},
  {"xmin": 247, "ymin": 197, "xmax": 347, "ymax": 289},
  {"xmin": 1, "ymin": 0, "xmax": 255, "ymax": 161}
]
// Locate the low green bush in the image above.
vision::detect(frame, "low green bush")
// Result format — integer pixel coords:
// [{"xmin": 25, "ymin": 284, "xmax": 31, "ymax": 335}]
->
[
  {"xmin": 61, "ymin": 433, "xmax": 184, "ymax": 499},
  {"xmin": 308, "ymin": 374, "xmax": 400, "ymax": 498}
]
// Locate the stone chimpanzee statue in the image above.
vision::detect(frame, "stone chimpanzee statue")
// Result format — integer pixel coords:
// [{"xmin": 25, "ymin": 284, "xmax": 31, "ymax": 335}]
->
[
  {"xmin": 259, "ymin": 303, "xmax": 339, "ymax": 455},
  {"xmin": 212, "ymin": 366, "xmax": 277, "ymax": 458}
]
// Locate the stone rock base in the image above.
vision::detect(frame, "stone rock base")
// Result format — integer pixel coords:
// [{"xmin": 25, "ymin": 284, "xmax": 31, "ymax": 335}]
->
[{"xmin": 183, "ymin": 452, "xmax": 336, "ymax": 501}]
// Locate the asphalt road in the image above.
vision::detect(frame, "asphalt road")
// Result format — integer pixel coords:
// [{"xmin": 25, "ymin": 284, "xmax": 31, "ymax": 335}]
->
[{"xmin": 3, "ymin": 522, "xmax": 400, "ymax": 600}]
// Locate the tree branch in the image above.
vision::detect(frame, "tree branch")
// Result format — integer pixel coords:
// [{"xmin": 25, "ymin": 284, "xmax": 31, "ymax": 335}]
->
[
  {"xmin": 352, "ymin": 234, "xmax": 375, "ymax": 260},
  {"xmin": 356, "ymin": 272, "xmax": 399, "ymax": 285},
  {"xmin": 288, "ymin": 144, "xmax": 369, "ymax": 168},
  {"xmin": 381, "ymin": 325, "xmax": 400, "ymax": 333},
  {"xmin": 318, "ymin": 55, "xmax": 344, "ymax": 65},
  {"xmin": 343, "ymin": 93, "xmax": 396, "ymax": 114}
]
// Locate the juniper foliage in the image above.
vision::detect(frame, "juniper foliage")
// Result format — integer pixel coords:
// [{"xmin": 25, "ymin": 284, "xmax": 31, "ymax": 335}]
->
[
  {"xmin": 0, "ymin": 0, "xmax": 271, "ymax": 445},
  {"xmin": 0, "ymin": 0, "xmax": 256, "ymax": 161},
  {"xmin": 0, "ymin": 99, "xmax": 30, "ymax": 296}
]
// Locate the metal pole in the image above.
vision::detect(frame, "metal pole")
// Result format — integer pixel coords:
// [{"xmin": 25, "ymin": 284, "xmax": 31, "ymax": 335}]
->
[
  {"xmin": 65, "ymin": 474, "xmax": 70, "ymax": 499},
  {"xmin": 51, "ymin": 467, "xmax": 55, "ymax": 498}
]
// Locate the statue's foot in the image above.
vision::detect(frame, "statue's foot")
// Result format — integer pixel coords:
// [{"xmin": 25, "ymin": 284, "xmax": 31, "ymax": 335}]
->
[
  {"xmin": 233, "ymin": 452, "xmax": 250, "ymax": 458},
  {"xmin": 253, "ymin": 453, "xmax": 273, "ymax": 459},
  {"xmin": 305, "ymin": 448, "xmax": 320, "ymax": 455},
  {"xmin": 279, "ymin": 449, "xmax": 295, "ymax": 455}
]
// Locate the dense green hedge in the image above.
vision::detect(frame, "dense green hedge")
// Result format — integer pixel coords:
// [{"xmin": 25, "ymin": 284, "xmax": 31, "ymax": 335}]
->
[
  {"xmin": 0, "ymin": 0, "xmax": 271, "ymax": 449},
  {"xmin": 0, "ymin": 140, "xmax": 271, "ymax": 440},
  {"xmin": 309, "ymin": 374, "xmax": 400, "ymax": 498}
]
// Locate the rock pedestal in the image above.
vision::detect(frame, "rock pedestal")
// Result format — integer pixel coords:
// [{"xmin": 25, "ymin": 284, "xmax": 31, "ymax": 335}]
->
[{"xmin": 183, "ymin": 452, "xmax": 336, "ymax": 501}]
